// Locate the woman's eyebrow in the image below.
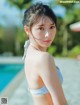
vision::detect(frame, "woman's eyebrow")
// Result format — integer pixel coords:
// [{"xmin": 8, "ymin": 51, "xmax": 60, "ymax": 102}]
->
[
  {"xmin": 38, "ymin": 24, "xmax": 44, "ymax": 26},
  {"xmin": 38, "ymin": 23, "xmax": 55, "ymax": 27},
  {"xmin": 50, "ymin": 23, "xmax": 55, "ymax": 26}
]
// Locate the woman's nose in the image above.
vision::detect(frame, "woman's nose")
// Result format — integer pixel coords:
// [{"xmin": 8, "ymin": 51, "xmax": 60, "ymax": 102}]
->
[{"xmin": 45, "ymin": 30, "xmax": 49, "ymax": 37}]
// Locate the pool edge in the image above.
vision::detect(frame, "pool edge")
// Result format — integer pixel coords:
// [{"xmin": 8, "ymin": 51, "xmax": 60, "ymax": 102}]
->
[{"xmin": 0, "ymin": 69, "xmax": 25, "ymax": 99}]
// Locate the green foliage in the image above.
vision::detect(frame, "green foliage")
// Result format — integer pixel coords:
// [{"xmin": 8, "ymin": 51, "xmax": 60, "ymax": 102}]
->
[
  {"xmin": 48, "ymin": 45, "xmax": 57, "ymax": 55},
  {"xmin": 0, "ymin": 25, "xmax": 27, "ymax": 56},
  {"xmin": 0, "ymin": 0, "xmax": 80, "ymax": 57},
  {"xmin": 7, "ymin": 0, "xmax": 32, "ymax": 10},
  {"xmin": 68, "ymin": 45, "xmax": 80, "ymax": 58}
]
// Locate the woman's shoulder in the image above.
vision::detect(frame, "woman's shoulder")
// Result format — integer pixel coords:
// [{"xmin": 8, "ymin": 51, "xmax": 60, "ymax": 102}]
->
[
  {"xmin": 40, "ymin": 51, "xmax": 53, "ymax": 61},
  {"xmin": 38, "ymin": 51, "xmax": 54, "ymax": 66}
]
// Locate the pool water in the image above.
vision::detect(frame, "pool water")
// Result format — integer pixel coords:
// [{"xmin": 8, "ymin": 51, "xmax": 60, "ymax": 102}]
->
[{"xmin": 0, "ymin": 64, "xmax": 24, "ymax": 92}]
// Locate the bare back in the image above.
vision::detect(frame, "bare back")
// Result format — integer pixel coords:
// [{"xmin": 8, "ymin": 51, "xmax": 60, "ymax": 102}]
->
[
  {"xmin": 24, "ymin": 46, "xmax": 67, "ymax": 105},
  {"xmin": 24, "ymin": 48, "xmax": 53, "ymax": 105}
]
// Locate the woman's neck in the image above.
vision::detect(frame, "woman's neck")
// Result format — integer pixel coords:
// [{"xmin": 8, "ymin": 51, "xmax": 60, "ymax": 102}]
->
[{"xmin": 30, "ymin": 43, "xmax": 47, "ymax": 52}]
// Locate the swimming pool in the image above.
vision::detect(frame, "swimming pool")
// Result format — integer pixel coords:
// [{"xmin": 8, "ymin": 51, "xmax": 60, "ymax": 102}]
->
[{"xmin": 0, "ymin": 64, "xmax": 24, "ymax": 92}]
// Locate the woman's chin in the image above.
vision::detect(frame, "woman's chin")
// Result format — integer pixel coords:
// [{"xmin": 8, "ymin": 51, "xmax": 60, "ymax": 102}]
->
[{"xmin": 42, "ymin": 44, "xmax": 51, "ymax": 49}]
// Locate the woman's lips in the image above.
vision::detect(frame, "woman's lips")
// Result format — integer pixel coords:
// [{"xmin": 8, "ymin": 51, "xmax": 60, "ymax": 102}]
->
[{"xmin": 43, "ymin": 40, "xmax": 51, "ymax": 43}]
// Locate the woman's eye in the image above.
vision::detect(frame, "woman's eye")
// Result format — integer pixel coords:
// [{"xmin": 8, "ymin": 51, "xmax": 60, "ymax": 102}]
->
[
  {"xmin": 50, "ymin": 26, "xmax": 56, "ymax": 29},
  {"xmin": 38, "ymin": 27, "xmax": 44, "ymax": 30}
]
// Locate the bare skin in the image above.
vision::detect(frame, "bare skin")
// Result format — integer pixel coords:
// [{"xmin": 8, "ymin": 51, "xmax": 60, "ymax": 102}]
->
[
  {"xmin": 24, "ymin": 16, "xmax": 67, "ymax": 105},
  {"xmin": 24, "ymin": 47, "xmax": 53, "ymax": 105},
  {"xmin": 24, "ymin": 46, "xmax": 67, "ymax": 105}
]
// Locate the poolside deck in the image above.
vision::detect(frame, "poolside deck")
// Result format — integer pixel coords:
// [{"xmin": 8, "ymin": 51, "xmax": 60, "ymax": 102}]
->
[
  {"xmin": 8, "ymin": 78, "xmax": 33, "ymax": 105},
  {"xmin": 0, "ymin": 56, "xmax": 23, "ymax": 64},
  {"xmin": 0, "ymin": 57, "xmax": 80, "ymax": 105}
]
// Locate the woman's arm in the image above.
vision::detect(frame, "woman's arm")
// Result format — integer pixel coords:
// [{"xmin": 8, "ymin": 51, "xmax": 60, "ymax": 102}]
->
[{"xmin": 38, "ymin": 52, "xmax": 67, "ymax": 105}]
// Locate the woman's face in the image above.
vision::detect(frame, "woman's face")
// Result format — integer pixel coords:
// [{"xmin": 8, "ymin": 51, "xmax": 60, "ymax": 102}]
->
[{"xmin": 29, "ymin": 16, "xmax": 56, "ymax": 49}]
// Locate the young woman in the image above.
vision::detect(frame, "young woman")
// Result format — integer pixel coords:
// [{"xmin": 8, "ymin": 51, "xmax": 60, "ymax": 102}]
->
[{"xmin": 23, "ymin": 2, "xmax": 67, "ymax": 105}]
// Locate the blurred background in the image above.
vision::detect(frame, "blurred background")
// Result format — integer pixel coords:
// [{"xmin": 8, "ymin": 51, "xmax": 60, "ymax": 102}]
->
[
  {"xmin": 0, "ymin": 0, "xmax": 80, "ymax": 57},
  {"xmin": 0, "ymin": 0, "xmax": 80, "ymax": 105}
]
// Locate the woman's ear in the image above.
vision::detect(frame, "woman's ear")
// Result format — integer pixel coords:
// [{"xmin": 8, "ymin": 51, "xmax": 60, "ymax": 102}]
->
[{"xmin": 24, "ymin": 26, "xmax": 30, "ymax": 35}]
